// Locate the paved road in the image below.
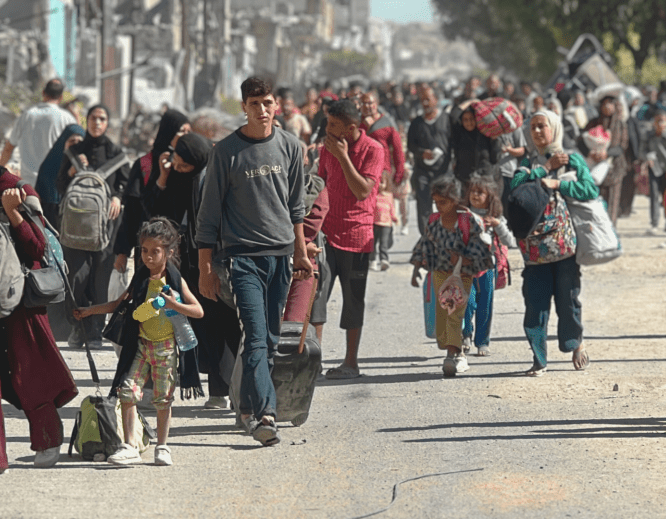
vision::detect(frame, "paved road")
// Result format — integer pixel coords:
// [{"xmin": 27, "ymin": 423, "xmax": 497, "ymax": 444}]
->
[{"xmin": 1, "ymin": 197, "xmax": 665, "ymax": 518}]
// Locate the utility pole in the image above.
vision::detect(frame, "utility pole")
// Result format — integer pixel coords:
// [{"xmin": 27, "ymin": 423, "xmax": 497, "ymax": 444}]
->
[{"xmin": 100, "ymin": 0, "xmax": 117, "ymax": 116}]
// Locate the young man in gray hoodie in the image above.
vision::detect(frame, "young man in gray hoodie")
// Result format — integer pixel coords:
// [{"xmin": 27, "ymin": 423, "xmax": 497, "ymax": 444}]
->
[{"xmin": 197, "ymin": 77, "xmax": 312, "ymax": 446}]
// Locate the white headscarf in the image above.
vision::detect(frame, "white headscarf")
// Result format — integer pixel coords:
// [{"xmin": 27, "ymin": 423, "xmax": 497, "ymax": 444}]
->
[{"xmin": 531, "ymin": 110, "xmax": 563, "ymax": 156}]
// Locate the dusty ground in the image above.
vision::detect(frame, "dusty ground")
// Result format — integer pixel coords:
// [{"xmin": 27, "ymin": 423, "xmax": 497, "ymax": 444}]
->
[{"xmin": 1, "ymin": 196, "xmax": 665, "ymax": 519}]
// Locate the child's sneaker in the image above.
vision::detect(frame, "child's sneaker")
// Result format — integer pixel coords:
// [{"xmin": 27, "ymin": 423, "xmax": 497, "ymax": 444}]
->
[
  {"xmin": 108, "ymin": 443, "xmax": 142, "ymax": 465},
  {"xmin": 443, "ymin": 352, "xmax": 469, "ymax": 377},
  {"xmin": 400, "ymin": 225, "xmax": 409, "ymax": 236},
  {"xmin": 154, "ymin": 445, "xmax": 173, "ymax": 466}
]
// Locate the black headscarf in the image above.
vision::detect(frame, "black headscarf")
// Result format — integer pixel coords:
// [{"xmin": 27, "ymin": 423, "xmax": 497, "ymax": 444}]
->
[
  {"xmin": 153, "ymin": 109, "xmax": 189, "ymax": 156},
  {"xmin": 175, "ymin": 133, "xmax": 212, "ymax": 176},
  {"xmin": 79, "ymin": 104, "xmax": 114, "ymax": 170}
]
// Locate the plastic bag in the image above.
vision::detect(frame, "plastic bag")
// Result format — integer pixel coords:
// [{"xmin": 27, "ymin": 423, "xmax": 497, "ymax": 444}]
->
[{"xmin": 437, "ymin": 256, "xmax": 469, "ymax": 315}]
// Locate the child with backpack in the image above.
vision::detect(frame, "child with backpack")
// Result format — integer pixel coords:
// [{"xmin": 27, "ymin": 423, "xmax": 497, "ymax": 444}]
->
[
  {"xmin": 462, "ymin": 174, "xmax": 516, "ymax": 357},
  {"xmin": 410, "ymin": 176, "xmax": 494, "ymax": 377},
  {"xmin": 74, "ymin": 217, "xmax": 203, "ymax": 465}
]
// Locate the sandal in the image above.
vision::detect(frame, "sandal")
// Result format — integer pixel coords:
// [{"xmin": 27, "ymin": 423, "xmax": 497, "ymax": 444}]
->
[
  {"xmin": 572, "ymin": 347, "xmax": 590, "ymax": 371},
  {"xmin": 325, "ymin": 365, "xmax": 361, "ymax": 380},
  {"xmin": 526, "ymin": 364, "xmax": 547, "ymax": 377},
  {"xmin": 476, "ymin": 346, "xmax": 491, "ymax": 357}
]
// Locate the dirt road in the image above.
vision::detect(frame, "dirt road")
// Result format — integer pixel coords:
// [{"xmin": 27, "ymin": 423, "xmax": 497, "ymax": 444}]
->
[{"xmin": 1, "ymin": 196, "xmax": 665, "ymax": 518}]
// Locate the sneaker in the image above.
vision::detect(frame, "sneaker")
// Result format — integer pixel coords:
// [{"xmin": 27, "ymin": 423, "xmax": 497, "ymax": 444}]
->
[
  {"xmin": 462, "ymin": 336, "xmax": 472, "ymax": 354},
  {"xmin": 647, "ymin": 226, "xmax": 660, "ymax": 236},
  {"xmin": 400, "ymin": 225, "xmax": 409, "ymax": 236},
  {"xmin": 154, "ymin": 445, "xmax": 173, "ymax": 466},
  {"xmin": 380, "ymin": 260, "xmax": 390, "ymax": 271},
  {"xmin": 87, "ymin": 339, "xmax": 104, "ymax": 350},
  {"xmin": 107, "ymin": 443, "xmax": 142, "ymax": 465},
  {"xmin": 34, "ymin": 447, "xmax": 60, "ymax": 468},
  {"xmin": 204, "ymin": 396, "xmax": 230, "ymax": 410},
  {"xmin": 370, "ymin": 260, "xmax": 380, "ymax": 272},
  {"xmin": 67, "ymin": 327, "xmax": 84, "ymax": 348},
  {"xmin": 443, "ymin": 352, "xmax": 469, "ymax": 377},
  {"xmin": 252, "ymin": 416, "xmax": 281, "ymax": 447}
]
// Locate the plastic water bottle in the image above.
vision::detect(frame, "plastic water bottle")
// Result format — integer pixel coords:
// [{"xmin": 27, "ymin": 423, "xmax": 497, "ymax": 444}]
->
[{"xmin": 159, "ymin": 285, "xmax": 198, "ymax": 351}]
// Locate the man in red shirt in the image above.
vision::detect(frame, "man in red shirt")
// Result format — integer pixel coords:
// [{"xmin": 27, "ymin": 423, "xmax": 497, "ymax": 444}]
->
[
  {"xmin": 360, "ymin": 91, "xmax": 406, "ymax": 186},
  {"xmin": 318, "ymin": 100, "xmax": 384, "ymax": 379}
]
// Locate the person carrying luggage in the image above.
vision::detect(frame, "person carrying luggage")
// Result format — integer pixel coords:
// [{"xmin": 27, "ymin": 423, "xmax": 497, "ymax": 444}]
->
[
  {"xmin": 197, "ymin": 77, "xmax": 312, "ymax": 447},
  {"xmin": 56, "ymin": 104, "xmax": 130, "ymax": 349},
  {"xmin": 74, "ymin": 217, "xmax": 204, "ymax": 466},
  {"xmin": 511, "ymin": 110, "xmax": 598, "ymax": 376}
]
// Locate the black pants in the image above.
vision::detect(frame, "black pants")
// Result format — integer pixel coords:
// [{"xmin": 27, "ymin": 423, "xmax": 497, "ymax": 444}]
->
[
  {"xmin": 648, "ymin": 167, "xmax": 666, "ymax": 228},
  {"xmin": 62, "ymin": 217, "xmax": 121, "ymax": 341},
  {"xmin": 411, "ymin": 169, "xmax": 437, "ymax": 235}
]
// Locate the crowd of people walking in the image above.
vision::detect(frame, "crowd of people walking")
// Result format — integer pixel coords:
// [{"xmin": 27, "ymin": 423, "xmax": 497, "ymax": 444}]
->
[{"xmin": 1, "ymin": 72, "xmax": 665, "ymax": 472}]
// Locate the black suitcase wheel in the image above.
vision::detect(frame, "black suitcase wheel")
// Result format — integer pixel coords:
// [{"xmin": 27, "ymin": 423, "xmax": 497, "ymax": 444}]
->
[{"xmin": 291, "ymin": 413, "xmax": 308, "ymax": 427}]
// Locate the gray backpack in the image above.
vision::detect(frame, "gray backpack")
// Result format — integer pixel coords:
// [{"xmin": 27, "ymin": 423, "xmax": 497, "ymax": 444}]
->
[
  {"xmin": 60, "ymin": 150, "xmax": 129, "ymax": 252},
  {"xmin": 0, "ymin": 203, "xmax": 24, "ymax": 318}
]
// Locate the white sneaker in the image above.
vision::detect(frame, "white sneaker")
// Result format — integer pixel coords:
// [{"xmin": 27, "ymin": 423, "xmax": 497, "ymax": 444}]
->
[
  {"xmin": 443, "ymin": 353, "xmax": 469, "ymax": 377},
  {"xmin": 647, "ymin": 226, "xmax": 660, "ymax": 236},
  {"xmin": 380, "ymin": 260, "xmax": 390, "ymax": 271},
  {"xmin": 462, "ymin": 337, "xmax": 472, "ymax": 354},
  {"xmin": 34, "ymin": 447, "xmax": 60, "ymax": 468},
  {"xmin": 370, "ymin": 260, "xmax": 380, "ymax": 272},
  {"xmin": 400, "ymin": 225, "xmax": 409, "ymax": 236},
  {"xmin": 204, "ymin": 396, "xmax": 229, "ymax": 409},
  {"xmin": 154, "ymin": 445, "xmax": 173, "ymax": 466},
  {"xmin": 108, "ymin": 443, "xmax": 142, "ymax": 465}
]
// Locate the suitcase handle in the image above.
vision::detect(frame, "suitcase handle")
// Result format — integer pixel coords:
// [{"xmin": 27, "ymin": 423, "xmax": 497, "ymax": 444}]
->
[{"xmin": 298, "ymin": 271, "xmax": 319, "ymax": 355}]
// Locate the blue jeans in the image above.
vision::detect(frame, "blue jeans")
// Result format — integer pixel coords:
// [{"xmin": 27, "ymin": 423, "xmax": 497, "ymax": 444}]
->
[
  {"xmin": 462, "ymin": 269, "xmax": 495, "ymax": 347},
  {"xmin": 228, "ymin": 255, "xmax": 291, "ymax": 419},
  {"xmin": 521, "ymin": 256, "xmax": 582, "ymax": 368}
]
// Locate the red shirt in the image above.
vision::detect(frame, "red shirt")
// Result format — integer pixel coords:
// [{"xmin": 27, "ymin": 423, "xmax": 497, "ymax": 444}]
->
[
  {"xmin": 361, "ymin": 115, "xmax": 406, "ymax": 185},
  {"xmin": 319, "ymin": 130, "xmax": 384, "ymax": 253}
]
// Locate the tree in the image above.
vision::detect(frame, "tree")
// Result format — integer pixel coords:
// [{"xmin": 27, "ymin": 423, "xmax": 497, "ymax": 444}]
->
[{"xmin": 433, "ymin": 0, "xmax": 666, "ymax": 82}]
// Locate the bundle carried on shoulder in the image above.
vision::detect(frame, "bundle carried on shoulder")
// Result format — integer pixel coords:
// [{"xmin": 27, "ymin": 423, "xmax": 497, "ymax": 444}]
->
[
  {"xmin": 59, "ymin": 150, "xmax": 129, "ymax": 252},
  {"xmin": 472, "ymin": 97, "xmax": 523, "ymax": 139},
  {"xmin": 560, "ymin": 171, "xmax": 622, "ymax": 265}
]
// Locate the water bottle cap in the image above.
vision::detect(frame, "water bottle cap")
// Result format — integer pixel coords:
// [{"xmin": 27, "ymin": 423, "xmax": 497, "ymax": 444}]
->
[
  {"xmin": 162, "ymin": 285, "xmax": 171, "ymax": 294},
  {"xmin": 152, "ymin": 296, "xmax": 166, "ymax": 309}
]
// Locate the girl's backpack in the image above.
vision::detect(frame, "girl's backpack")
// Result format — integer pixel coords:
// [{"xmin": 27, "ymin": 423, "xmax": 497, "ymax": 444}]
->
[
  {"xmin": 472, "ymin": 97, "xmax": 524, "ymax": 139},
  {"xmin": 68, "ymin": 395, "xmax": 155, "ymax": 461},
  {"xmin": 492, "ymin": 232, "xmax": 511, "ymax": 289}
]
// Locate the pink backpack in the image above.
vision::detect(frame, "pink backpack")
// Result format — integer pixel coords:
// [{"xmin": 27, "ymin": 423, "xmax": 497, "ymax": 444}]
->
[
  {"xmin": 472, "ymin": 97, "xmax": 523, "ymax": 139},
  {"xmin": 492, "ymin": 232, "xmax": 511, "ymax": 289}
]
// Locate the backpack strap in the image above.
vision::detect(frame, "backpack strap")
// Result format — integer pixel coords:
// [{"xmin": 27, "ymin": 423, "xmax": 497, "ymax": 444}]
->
[
  {"xmin": 96, "ymin": 153, "xmax": 131, "ymax": 181},
  {"xmin": 457, "ymin": 211, "xmax": 471, "ymax": 246},
  {"xmin": 140, "ymin": 153, "xmax": 152, "ymax": 186},
  {"xmin": 64, "ymin": 148, "xmax": 87, "ymax": 173}
]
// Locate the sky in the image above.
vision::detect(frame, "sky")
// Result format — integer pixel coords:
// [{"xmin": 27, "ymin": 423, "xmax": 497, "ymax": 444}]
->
[{"xmin": 370, "ymin": 0, "xmax": 434, "ymax": 24}]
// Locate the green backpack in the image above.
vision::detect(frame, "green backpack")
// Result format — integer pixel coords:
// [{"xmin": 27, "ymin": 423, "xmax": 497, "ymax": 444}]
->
[{"xmin": 68, "ymin": 396, "xmax": 155, "ymax": 461}]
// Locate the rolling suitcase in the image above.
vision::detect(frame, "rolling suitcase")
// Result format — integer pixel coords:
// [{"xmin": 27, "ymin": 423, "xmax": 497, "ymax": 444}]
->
[{"xmin": 273, "ymin": 271, "xmax": 321, "ymax": 426}]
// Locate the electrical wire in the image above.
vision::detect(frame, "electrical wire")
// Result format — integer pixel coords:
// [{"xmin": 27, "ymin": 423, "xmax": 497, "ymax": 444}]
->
[{"xmin": 348, "ymin": 468, "xmax": 485, "ymax": 519}]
